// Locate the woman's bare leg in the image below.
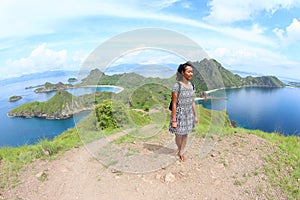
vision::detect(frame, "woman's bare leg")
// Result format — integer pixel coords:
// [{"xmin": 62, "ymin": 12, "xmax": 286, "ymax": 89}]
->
[
  {"xmin": 175, "ymin": 134, "xmax": 182, "ymax": 154},
  {"xmin": 178, "ymin": 134, "xmax": 188, "ymax": 161}
]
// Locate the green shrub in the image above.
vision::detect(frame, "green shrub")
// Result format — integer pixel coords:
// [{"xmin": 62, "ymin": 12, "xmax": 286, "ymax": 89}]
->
[{"xmin": 95, "ymin": 100, "xmax": 129, "ymax": 129}]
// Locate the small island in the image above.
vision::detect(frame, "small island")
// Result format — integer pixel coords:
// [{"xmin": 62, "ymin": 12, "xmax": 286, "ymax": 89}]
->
[
  {"xmin": 288, "ymin": 81, "xmax": 300, "ymax": 88},
  {"xmin": 9, "ymin": 95, "xmax": 22, "ymax": 102},
  {"xmin": 34, "ymin": 82, "xmax": 74, "ymax": 93},
  {"xmin": 25, "ymin": 84, "xmax": 44, "ymax": 90},
  {"xmin": 68, "ymin": 77, "xmax": 78, "ymax": 82}
]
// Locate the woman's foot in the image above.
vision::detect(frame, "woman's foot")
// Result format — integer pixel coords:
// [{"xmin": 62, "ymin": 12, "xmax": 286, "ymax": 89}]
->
[
  {"xmin": 178, "ymin": 151, "xmax": 186, "ymax": 161},
  {"xmin": 179, "ymin": 154, "xmax": 186, "ymax": 161},
  {"xmin": 173, "ymin": 149, "xmax": 179, "ymax": 156}
]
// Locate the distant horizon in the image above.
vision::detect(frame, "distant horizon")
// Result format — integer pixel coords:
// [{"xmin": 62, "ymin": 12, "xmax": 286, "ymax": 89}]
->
[
  {"xmin": 1, "ymin": 63, "xmax": 300, "ymax": 84},
  {"xmin": 0, "ymin": 63, "xmax": 300, "ymax": 86}
]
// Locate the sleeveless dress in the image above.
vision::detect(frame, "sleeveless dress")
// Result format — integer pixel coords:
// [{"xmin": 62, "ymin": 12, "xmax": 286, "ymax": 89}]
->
[{"xmin": 169, "ymin": 82, "xmax": 195, "ymax": 135}]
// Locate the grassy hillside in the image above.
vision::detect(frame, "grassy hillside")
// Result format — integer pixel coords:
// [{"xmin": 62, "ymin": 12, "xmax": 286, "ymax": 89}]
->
[
  {"xmin": 189, "ymin": 59, "xmax": 285, "ymax": 92},
  {"xmin": 1, "ymin": 104, "xmax": 299, "ymax": 199},
  {"xmin": 1, "ymin": 58, "xmax": 297, "ymax": 198},
  {"xmin": 80, "ymin": 58, "xmax": 285, "ymax": 95},
  {"xmin": 8, "ymin": 90, "xmax": 74, "ymax": 118},
  {"xmin": 8, "ymin": 57, "xmax": 287, "ymax": 120},
  {"xmin": 8, "ymin": 90, "xmax": 113, "ymax": 119},
  {"xmin": 128, "ymin": 83, "xmax": 171, "ymax": 110},
  {"xmin": 34, "ymin": 82, "xmax": 74, "ymax": 93}
]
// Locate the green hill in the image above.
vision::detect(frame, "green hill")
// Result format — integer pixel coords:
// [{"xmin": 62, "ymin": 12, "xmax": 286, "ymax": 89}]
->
[
  {"xmin": 79, "ymin": 68, "xmax": 174, "ymax": 88},
  {"xmin": 8, "ymin": 90, "xmax": 92, "ymax": 119},
  {"xmin": 189, "ymin": 59, "xmax": 285, "ymax": 92},
  {"xmin": 129, "ymin": 83, "xmax": 171, "ymax": 110},
  {"xmin": 9, "ymin": 58, "xmax": 286, "ymax": 119},
  {"xmin": 34, "ymin": 82, "xmax": 74, "ymax": 93},
  {"xmin": 80, "ymin": 58, "xmax": 285, "ymax": 94},
  {"xmin": 75, "ymin": 58, "xmax": 286, "ymax": 111},
  {"xmin": 79, "ymin": 69, "xmax": 106, "ymax": 85}
]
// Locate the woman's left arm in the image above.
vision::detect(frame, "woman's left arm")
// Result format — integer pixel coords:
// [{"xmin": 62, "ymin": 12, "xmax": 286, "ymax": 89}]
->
[{"xmin": 192, "ymin": 101, "xmax": 198, "ymax": 124}]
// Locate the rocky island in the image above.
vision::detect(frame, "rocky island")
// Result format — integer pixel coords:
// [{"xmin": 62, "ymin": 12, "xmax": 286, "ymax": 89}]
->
[
  {"xmin": 34, "ymin": 82, "xmax": 74, "ymax": 93},
  {"xmin": 9, "ymin": 95, "xmax": 22, "ymax": 102},
  {"xmin": 8, "ymin": 90, "xmax": 96, "ymax": 119},
  {"xmin": 68, "ymin": 77, "xmax": 78, "ymax": 82},
  {"xmin": 288, "ymin": 81, "xmax": 300, "ymax": 87}
]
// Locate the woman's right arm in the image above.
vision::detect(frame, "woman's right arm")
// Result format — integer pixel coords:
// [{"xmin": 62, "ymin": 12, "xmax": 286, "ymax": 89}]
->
[{"xmin": 171, "ymin": 91, "xmax": 178, "ymax": 128}]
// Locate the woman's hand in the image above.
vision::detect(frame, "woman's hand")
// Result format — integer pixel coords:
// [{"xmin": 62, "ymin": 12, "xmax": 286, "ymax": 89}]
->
[
  {"xmin": 194, "ymin": 117, "xmax": 198, "ymax": 124},
  {"xmin": 172, "ymin": 121, "xmax": 177, "ymax": 128}
]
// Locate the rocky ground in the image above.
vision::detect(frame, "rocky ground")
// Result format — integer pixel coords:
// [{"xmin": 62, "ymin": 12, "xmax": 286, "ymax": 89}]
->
[{"xmin": 1, "ymin": 132, "xmax": 286, "ymax": 200}]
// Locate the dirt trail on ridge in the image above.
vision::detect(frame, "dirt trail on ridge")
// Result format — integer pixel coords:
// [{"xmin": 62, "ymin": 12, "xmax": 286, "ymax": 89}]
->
[{"xmin": 1, "ymin": 132, "xmax": 285, "ymax": 200}]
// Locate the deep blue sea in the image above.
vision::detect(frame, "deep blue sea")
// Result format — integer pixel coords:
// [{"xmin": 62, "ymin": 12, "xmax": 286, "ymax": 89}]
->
[
  {"xmin": 0, "ymin": 71, "xmax": 120, "ymax": 147},
  {"xmin": 197, "ymin": 87, "xmax": 300, "ymax": 136}
]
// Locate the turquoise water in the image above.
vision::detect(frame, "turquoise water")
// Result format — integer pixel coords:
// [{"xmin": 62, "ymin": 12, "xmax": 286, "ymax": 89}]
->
[
  {"xmin": 0, "ymin": 75, "xmax": 121, "ymax": 147},
  {"xmin": 197, "ymin": 87, "xmax": 300, "ymax": 136}
]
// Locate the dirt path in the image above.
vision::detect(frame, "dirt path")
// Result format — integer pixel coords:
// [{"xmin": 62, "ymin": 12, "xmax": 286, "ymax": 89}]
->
[{"xmin": 1, "ymin": 132, "xmax": 285, "ymax": 200}]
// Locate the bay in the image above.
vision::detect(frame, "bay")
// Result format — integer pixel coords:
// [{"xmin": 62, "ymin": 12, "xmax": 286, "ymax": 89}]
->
[
  {"xmin": 0, "ymin": 73, "xmax": 121, "ymax": 147},
  {"xmin": 1, "ymin": 71, "xmax": 299, "ymax": 147},
  {"xmin": 197, "ymin": 87, "xmax": 300, "ymax": 136}
]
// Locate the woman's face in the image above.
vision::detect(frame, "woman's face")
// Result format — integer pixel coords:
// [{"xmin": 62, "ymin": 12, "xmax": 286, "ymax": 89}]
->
[{"xmin": 181, "ymin": 66, "xmax": 193, "ymax": 81}]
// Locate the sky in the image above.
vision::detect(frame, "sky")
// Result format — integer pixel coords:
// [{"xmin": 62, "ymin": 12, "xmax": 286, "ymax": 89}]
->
[{"xmin": 1, "ymin": 0, "xmax": 300, "ymax": 81}]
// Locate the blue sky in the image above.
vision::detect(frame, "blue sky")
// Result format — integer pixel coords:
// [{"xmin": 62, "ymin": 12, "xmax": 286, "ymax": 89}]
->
[{"xmin": 1, "ymin": 0, "xmax": 300, "ymax": 81}]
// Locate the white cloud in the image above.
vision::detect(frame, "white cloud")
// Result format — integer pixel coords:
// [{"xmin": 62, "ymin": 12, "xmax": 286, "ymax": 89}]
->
[
  {"xmin": 209, "ymin": 47, "xmax": 259, "ymax": 67},
  {"xmin": 213, "ymin": 25, "xmax": 275, "ymax": 47},
  {"xmin": 283, "ymin": 18, "xmax": 300, "ymax": 44},
  {"xmin": 140, "ymin": 0, "xmax": 180, "ymax": 10},
  {"xmin": 273, "ymin": 18, "xmax": 300, "ymax": 50},
  {"xmin": 181, "ymin": 1, "xmax": 192, "ymax": 9},
  {"xmin": 273, "ymin": 27, "xmax": 285, "ymax": 40},
  {"xmin": 207, "ymin": 44, "xmax": 300, "ymax": 79},
  {"xmin": 72, "ymin": 50, "xmax": 89, "ymax": 65},
  {"xmin": 1, "ymin": 44, "xmax": 70, "ymax": 79},
  {"xmin": 0, "ymin": 0, "xmax": 180, "ymax": 38},
  {"xmin": 111, "ymin": 49, "xmax": 184, "ymax": 66},
  {"xmin": 205, "ymin": 0, "xmax": 300, "ymax": 24},
  {"xmin": 0, "ymin": 0, "xmax": 278, "ymax": 48},
  {"xmin": 133, "ymin": 11, "xmax": 275, "ymax": 47},
  {"xmin": 208, "ymin": 44, "xmax": 281, "ymax": 67},
  {"xmin": 0, "ymin": 1, "xmax": 114, "ymax": 37},
  {"xmin": 1, "ymin": 0, "xmax": 299, "ymax": 80}
]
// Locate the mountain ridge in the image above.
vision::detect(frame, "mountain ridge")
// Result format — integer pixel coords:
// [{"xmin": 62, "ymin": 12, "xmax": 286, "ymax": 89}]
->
[
  {"xmin": 189, "ymin": 58, "xmax": 285, "ymax": 92},
  {"xmin": 7, "ymin": 58, "xmax": 286, "ymax": 119}
]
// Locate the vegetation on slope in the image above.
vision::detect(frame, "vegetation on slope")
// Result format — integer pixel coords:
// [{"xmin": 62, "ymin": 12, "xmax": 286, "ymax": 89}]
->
[
  {"xmin": 2, "ymin": 58, "xmax": 297, "ymax": 198},
  {"xmin": 8, "ymin": 90, "xmax": 74, "ymax": 119},
  {"xmin": 189, "ymin": 59, "xmax": 285, "ymax": 92},
  {"xmin": 8, "ymin": 90, "xmax": 113, "ymax": 119},
  {"xmin": 9, "ymin": 95, "xmax": 22, "ymax": 102},
  {"xmin": 34, "ymin": 82, "xmax": 74, "ymax": 93},
  {"xmin": 80, "ymin": 58, "xmax": 285, "ymax": 95},
  {"xmin": 1, "ymin": 104, "xmax": 299, "ymax": 199}
]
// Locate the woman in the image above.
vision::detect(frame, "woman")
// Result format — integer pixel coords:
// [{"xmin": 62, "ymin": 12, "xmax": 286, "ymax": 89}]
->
[{"xmin": 169, "ymin": 62, "xmax": 198, "ymax": 161}]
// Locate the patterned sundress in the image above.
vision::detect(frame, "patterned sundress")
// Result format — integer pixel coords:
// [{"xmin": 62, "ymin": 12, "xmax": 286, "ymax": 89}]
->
[{"xmin": 169, "ymin": 81, "xmax": 195, "ymax": 135}]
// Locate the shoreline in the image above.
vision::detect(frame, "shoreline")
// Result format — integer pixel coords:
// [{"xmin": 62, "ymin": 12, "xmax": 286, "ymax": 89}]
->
[
  {"xmin": 199, "ymin": 85, "xmax": 296, "ymax": 97},
  {"xmin": 32, "ymin": 84, "xmax": 124, "ymax": 94},
  {"xmin": 81, "ymin": 85, "xmax": 124, "ymax": 93},
  {"xmin": 7, "ymin": 85, "xmax": 124, "ymax": 120}
]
